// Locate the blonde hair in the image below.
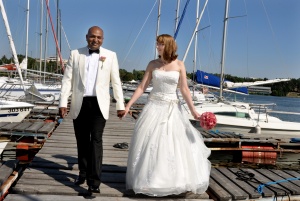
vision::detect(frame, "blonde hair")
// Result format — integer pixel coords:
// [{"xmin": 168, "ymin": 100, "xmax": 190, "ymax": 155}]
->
[{"xmin": 156, "ymin": 34, "xmax": 178, "ymax": 62}]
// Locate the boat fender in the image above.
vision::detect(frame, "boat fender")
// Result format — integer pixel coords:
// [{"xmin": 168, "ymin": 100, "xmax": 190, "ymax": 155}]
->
[{"xmin": 249, "ymin": 125, "xmax": 261, "ymax": 134}]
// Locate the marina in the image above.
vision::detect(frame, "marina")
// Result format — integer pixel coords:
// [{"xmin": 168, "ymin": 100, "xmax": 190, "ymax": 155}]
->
[
  {"xmin": 1, "ymin": 103, "xmax": 299, "ymax": 201},
  {"xmin": 0, "ymin": 0, "xmax": 300, "ymax": 201}
]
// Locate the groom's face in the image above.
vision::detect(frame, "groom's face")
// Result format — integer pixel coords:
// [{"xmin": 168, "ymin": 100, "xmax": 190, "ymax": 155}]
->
[{"xmin": 86, "ymin": 27, "xmax": 104, "ymax": 50}]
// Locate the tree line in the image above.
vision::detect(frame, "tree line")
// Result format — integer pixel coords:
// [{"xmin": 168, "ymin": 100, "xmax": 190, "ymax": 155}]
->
[
  {"xmin": 0, "ymin": 55, "xmax": 62, "ymax": 75},
  {"xmin": 223, "ymin": 74, "xmax": 300, "ymax": 97},
  {"xmin": 1, "ymin": 55, "xmax": 299, "ymax": 97}
]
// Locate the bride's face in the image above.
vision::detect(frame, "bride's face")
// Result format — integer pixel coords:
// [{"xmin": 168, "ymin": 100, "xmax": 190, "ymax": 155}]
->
[{"xmin": 156, "ymin": 42, "xmax": 165, "ymax": 56}]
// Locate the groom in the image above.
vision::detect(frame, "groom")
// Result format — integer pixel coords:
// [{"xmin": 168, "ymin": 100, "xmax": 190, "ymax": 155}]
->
[{"xmin": 59, "ymin": 26, "xmax": 125, "ymax": 193}]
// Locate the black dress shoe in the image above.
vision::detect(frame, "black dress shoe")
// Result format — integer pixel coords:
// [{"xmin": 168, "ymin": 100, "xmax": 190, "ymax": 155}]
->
[
  {"xmin": 88, "ymin": 186, "xmax": 100, "ymax": 193},
  {"xmin": 74, "ymin": 176, "xmax": 85, "ymax": 185}
]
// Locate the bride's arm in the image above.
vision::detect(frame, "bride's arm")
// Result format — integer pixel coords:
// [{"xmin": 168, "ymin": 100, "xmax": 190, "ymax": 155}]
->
[
  {"xmin": 178, "ymin": 61, "xmax": 200, "ymax": 120},
  {"xmin": 122, "ymin": 62, "xmax": 153, "ymax": 117}
]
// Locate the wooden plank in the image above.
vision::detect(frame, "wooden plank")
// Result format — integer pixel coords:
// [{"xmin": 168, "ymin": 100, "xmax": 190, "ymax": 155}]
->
[
  {"xmin": 12, "ymin": 183, "xmax": 124, "ymax": 197},
  {"xmin": 38, "ymin": 122, "xmax": 56, "ymax": 134},
  {"xmin": 0, "ymin": 122, "xmax": 21, "ymax": 131},
  {"xmin": 31, "ymin": 156, "xmax": 127, "ymax": 164},
  {"xmin": 217, "ymin": 167, "xmax": 261, "ymax": 199},
  {"xmin": 37, "ymin": 147, "xmax": 129, "ymax": 155},
  {"xmin": 0, "ymin": 160, "xmax": 18, "ymax": 186},
  {"xmin": 13, "ymin": 122, "xmax": 33, "ymax": 132},
  {"xmin": 283, "ymin": 170, "xmax": 300, "ymax": 178},
  {"xmin": 28, "ymin": 163, "xmax": 126, "ymax": 172},
  {"xmin": 207, "ymin": 178, "xmax": 232, "ymax": 201},
  {"xmin": 18, "ymin": 172, "xmax": 125, "ymax": 184},
  {"xmin": 5, "ymin": 194, "xmax": 213, "ymax": 201},
  {"xmin": 0, "ymin": 122, "xmax": 10, "ymax": 128},
  {"xmin": 25, "ymin": 122, "xmax": 46, "ymax": 133},
  {"xmin": 242, "ymin": 168, "xmax": 286, "ymax": 196},
  {"xmin": 270, "ymin": 169, "xmax": 300, "ymax": 188},
  {"xmin": 210, "ymin": 168, "xmax": 248, "ymax": 200},
  {"xmin": 229, "ymin": 168, "xmax": 274, "ymax": 197},
  {"xmin": 256, "ymin": 169, "xmax": 300, "ymax": 195}
]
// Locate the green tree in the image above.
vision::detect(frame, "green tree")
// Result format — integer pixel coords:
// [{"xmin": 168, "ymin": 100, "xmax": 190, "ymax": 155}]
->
[
  {"xmin": 123, "ymin": 72, "xmax": 134, "ymax": 81},
  {"xmin": 119, "ymin": 69, "xmax": 128, "ymax": 81},
  {"xmin": 0, "ymin": 55, "xmax": 11, "ymax": 64},
  {"xmin": 133, "ymin": 69, "xmax": 145, "ymax": 80}
]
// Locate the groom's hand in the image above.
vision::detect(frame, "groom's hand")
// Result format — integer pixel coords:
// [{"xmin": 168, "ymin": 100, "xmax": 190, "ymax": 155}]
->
[
  {"xmin": 117, "ymin": 110, "xmax": 125, "ymax": 119},
  {"xmin": 59, "ymin": 107, "xmax": 67, "ymax": 118}
]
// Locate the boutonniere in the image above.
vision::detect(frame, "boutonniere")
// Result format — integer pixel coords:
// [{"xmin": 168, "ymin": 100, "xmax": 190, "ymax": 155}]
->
[{"xmin": 99, "ymin": 56, "xmax": 106, "ymax": 69}]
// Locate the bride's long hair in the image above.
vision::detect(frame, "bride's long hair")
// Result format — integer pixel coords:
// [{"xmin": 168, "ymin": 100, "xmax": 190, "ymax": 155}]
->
[{"xmin": 157, "ymin": 34, "xmax": 178, "ymax": 63}]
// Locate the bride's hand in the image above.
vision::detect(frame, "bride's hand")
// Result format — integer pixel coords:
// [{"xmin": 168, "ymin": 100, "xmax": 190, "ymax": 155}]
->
[
  {"xmin": 121, "ymin": 107, "xmax": 130, "ymax": 119},
  {"xmin": 192, "ymin": 110, "xmax": 201, "ymax": 121}
]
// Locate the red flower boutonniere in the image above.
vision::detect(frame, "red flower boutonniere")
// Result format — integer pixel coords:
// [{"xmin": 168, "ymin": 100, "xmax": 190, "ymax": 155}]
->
[
  {"xmin": 99, "ymin": 56, "xmax": 106, "ymax": 69},
  {"xmin": 100, "ymin": 56, "xmax": 106, "ymax": 62}
]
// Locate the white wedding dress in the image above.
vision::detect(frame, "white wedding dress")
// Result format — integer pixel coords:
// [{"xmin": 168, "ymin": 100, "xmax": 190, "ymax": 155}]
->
[{"xmin": 126, "ymin": 70, "xmax": 211, "ymax": 196}]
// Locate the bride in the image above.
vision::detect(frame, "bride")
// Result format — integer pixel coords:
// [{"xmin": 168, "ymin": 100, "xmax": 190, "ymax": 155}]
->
[{"xmin": 122, "ymin": 34, "xmax": 211, "ymax": 197}]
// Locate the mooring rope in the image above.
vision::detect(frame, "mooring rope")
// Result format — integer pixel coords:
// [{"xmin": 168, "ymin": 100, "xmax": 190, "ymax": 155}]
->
[
  {"xmin": 234, "ymin": 169, "xmax": 295, "ymax": 201},
  {"xmin": 257, "ymin": 177, "xmax": 300, "ymax": 194}
]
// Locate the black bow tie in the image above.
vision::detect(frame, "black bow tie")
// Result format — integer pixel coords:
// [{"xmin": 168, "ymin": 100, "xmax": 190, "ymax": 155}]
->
[{"xmin": 89, "ymin": 49, "xmax": 100, "ymax": 54}]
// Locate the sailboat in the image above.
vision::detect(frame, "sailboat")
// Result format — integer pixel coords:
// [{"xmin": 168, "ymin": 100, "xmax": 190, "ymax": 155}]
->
[
  {"xmin": 181, "ymin": 0, "xmax": 300, "ymax": 136},
  {"xmin": 0, "ymin": 0, "xmax": 35, "ymax": 122},
  {"xmin": 0, "ymin": 0, "xmax": 63, "ymax": 102}
]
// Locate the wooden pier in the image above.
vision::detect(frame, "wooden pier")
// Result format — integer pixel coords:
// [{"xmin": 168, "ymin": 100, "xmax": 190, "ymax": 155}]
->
[{"xmin": 2, "ymin": 103, "xmax": 300, "ymax": 201}]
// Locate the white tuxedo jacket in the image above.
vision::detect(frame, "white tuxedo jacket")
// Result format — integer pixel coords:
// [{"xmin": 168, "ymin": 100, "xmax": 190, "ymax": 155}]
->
[{"xmin": 59, "ymin": 46, "xmax": 125, "ymax": 120}]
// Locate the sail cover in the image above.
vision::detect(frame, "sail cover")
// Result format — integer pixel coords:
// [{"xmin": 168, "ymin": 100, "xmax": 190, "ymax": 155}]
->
[{"xmin": 195, "ymin": 70, "xmax": 248, "ymax": 94}]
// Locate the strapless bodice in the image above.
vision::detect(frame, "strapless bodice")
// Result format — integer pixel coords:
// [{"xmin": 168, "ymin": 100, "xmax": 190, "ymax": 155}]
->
[{"xmin": 148, "ymin": 70, "xmax": 180, "ymax": 101}]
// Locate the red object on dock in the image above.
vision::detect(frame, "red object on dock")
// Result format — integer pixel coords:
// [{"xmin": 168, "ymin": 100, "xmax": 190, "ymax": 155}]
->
[
  {"xmin": 16, "ymin": 138, "xmax": 34, "ymax": 150},
  {"xmin": 242, "ymin": 145, "xmax": 277, "ymax": 164}
]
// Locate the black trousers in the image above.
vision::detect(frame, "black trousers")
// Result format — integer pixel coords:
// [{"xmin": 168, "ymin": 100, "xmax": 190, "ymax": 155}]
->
[{"xmin": 73, "ymin": 97, "xmax": 106, "ymax": 187}]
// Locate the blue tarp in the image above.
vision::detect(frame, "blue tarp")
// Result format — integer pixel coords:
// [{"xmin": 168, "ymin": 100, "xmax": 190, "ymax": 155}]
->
[{"xmin": 195, "ymin": 70, "xmax": 248, "ymax": 94}]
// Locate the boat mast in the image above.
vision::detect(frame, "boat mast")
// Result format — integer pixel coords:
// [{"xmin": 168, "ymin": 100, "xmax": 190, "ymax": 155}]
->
[
  {"xmin": 39, "ymin": 0, "xmax": 43, "ymax": 79},
  {"xmin": 219, "ymin": 0, "xmax": 230, "ymax": 99},
  {"xmin": 24, "ymin": 0, "xmax": 30, "ymax": 79},
  {"xmin": 154, "ymin": 0, "xmax": 161, "ymax": 59},
  {"xmin": 45, "ymin": 0, "xmax": 64, "ymax": 72},
  {"xmin": 43, "ymin": 0, "xmax": 49, "ymax": 83},
  {"xmin": 174, "ymin": 0, "xmax": 180, "ymax": 34},
  {"xmin": 182, "ymin": 0, "xmax": 208, "ymax": 62},
  {"xmin": 193, "ymin": 0, "xmax": 200, "ymax": 90},
  {"xmin": 0, "ymin": 0, "xmax": 26, "ymax": 91}
]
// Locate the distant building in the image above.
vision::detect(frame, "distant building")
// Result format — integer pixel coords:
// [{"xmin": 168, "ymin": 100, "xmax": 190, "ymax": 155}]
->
[
  {"xmin": 36, "ymin": 57, "xmax": 67, "ymax": 65},
  {"xmin": 248, "ymin": 86, "xmax": 271, "ymax": 95}
]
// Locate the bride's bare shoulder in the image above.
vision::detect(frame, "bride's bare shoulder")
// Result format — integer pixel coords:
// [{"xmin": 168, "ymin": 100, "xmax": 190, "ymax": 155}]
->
[
  {"xmin": 175, "ymin": 59, "xmax": 185, "ymax": 70},
  {"xmin": 146, "ymin": 59, "xmax": 160, "ymax": 71}
]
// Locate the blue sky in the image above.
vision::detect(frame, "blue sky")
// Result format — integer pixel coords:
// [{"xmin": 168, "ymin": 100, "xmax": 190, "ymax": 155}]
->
[{"xmin": 1, "ymin": 0, "xmax": 299, "ymax": 79}]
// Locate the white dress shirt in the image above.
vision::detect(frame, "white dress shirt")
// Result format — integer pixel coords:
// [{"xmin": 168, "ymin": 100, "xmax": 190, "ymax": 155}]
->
[{"xmin": 84, "ymin": 52, "xmax": 99, "ymax": 96}]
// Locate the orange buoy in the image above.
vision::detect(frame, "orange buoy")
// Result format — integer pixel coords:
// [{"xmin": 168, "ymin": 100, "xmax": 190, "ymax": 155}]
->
[{"xmin": 241, "ymin": 145, "xmax": 277, "ymax": 164}]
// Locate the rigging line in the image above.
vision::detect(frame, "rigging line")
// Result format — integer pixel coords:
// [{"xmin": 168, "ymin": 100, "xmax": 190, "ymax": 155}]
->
[
  {"xmin": 120, "ymin": 0, "xmax": 157, "ymax": 68},
  {"xmin": 60, "ymin": 24, "xmax": 71, "ymax": 51},
  {"xmin": 52, "ymin": 0, "xmax": 70, "ymax": 51},
  {"xmin": 260, "ymin": 0, "xmax": 287, "ymax": 74}
]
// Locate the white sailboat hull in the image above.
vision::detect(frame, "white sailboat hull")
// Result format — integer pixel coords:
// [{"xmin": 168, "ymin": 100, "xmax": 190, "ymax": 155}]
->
[
  {"xmin": 191, "ymin": 115, "xmax": 300, "ymax": 136},
  {"xmin": 0, "ymin": 141, "xmax": 8, "ymax": 155},
  {"xmin": 0, "ymin": 77, "xmax": 61, "ymax": 101},
  {"xmin": 184, "ymin": 101, "xmax": 300, "ymax": 136},
  {"xmin": 0, "ymin": 100, "xmax": 34, "ymax": 122}
]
